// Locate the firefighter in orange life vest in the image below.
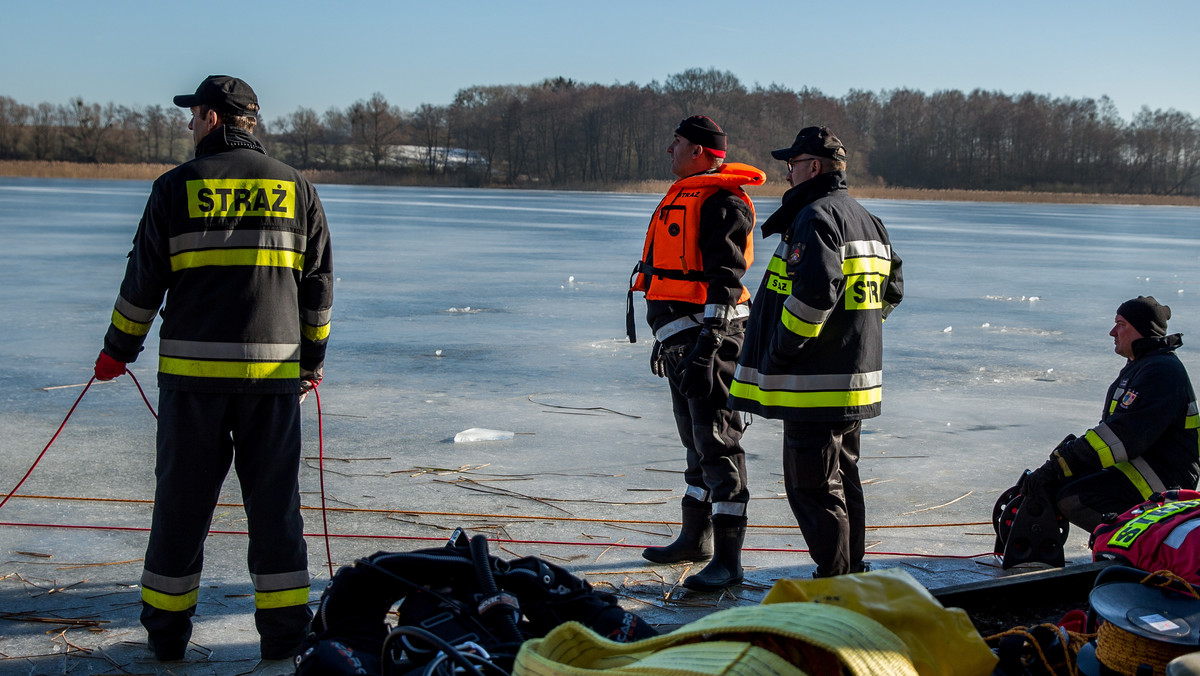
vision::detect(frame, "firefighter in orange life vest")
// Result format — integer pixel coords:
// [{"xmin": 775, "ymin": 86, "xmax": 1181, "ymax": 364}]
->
[{"xmin": 628, "ymin": 115, "xmax": 765, "ymax": 590}]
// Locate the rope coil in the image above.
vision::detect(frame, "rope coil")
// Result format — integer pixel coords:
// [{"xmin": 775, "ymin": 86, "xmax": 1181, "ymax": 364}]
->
[{"xmin": 1092, "ymin": 570, "xmax": 1200, "ymax": 676}]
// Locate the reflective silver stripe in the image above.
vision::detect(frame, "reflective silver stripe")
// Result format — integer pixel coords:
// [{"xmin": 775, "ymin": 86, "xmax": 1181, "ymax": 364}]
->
[
  {"xmin": 141, "ymin": 569, "xmax": 202, "ymax": 594},
  {"xmin": 1189, "ymin": 400, "xmax": 1199, "ymax": 417},
  {"xmin": 302, "ymin": 307, "xmax": 332, "ymax": 326},
  {"xmin": 1165, "ymin": 519, "xmax": 1200, "ymax": 548},
  {"xmin": 115, "ymin": 295, "xmax": 158, "ymax": 323},
  {"xmin": 843, "ymin": 240, "xmax": 891, "ymax": 259},
  {"xmin": 704, "ymin": 304, "xmax": 750, "ymax": 322},
  {"xmin": 251, "ymin": 570, "xmax": 311, "ymax": 592},
  {"xmin": 783, "ymin": 296, "xmax": 832, "ymax": 325},
  {"xmin": 169, "ymin": 229, "xmax": 307, "ymax": 254},
  {"xmin": 1093, "ymin": 422, "xmax": 1129, "ymax": 463},
  {"xmin": 684, "ymin": 485, "xmax": 710, "ymax": 502},
  {"xmin": 655, "ymin": 314, "xmax": 703, "ymax": 342},
  {"xmin": 1130, "ymin": 456, "xmax": 1167, "ymax": 493},
  {"xmin": 159, "ymin": 340, "xmax": 300, "ymax": 361},
  {"xmin": 734, "ymin": 366, "xmax": 882, "ymax": 393},
  {"xmin": 774, "ymin": 240, "xmax": 789, "ymax": 257},
  {"xmin": 713, "ymin": 501, "xmax": 746, "ymax": 517}
]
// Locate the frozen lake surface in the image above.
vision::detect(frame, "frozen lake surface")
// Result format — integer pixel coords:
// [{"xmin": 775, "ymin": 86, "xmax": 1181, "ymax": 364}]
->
[{"xmin": 2, "ymin": 177, "xmax": 1199, "ymax": 672}]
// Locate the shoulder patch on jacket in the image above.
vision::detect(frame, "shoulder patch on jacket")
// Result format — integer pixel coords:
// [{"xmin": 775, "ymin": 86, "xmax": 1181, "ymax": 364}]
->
[{"xmin": 1120, "ymin": 390, "xmax": 1139, "ymax": 408}]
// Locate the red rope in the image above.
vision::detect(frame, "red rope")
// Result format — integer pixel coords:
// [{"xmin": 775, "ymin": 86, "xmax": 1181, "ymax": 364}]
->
[
  {"xmin": 127, "ymin": 370, "xmax": 157, "ymax": 419},
  {"xmin": 0, "ymin": 377, "xmax": 95, "ymax": 513},
  {"xmin": 0, "ymin": 520, "xmax": 996, "ymax": 560},
  {"xmin": 313, "ymin": 384, "xmax": 334, "ymax": 579}
]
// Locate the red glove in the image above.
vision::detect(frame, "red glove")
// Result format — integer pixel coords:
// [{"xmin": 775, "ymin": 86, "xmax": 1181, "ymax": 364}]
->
[{"xmin": 94, "ymin": 351, "xmax": 127, "ymax": 381}]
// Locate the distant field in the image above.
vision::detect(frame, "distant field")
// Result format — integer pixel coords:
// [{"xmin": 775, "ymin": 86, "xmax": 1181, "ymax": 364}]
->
[{"xmin": 3, "ymin": 160, "xmax": 1198, "ymax": 207}]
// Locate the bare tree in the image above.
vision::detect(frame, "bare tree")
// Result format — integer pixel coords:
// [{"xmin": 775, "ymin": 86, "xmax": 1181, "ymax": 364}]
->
[{"xmin": 348, "ymin": 92, "xmax": 404, "ymax": 170}]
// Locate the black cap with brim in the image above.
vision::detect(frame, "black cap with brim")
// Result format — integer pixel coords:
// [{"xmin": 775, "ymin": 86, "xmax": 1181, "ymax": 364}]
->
[
  {"xmin": 771, "ymin": 125, "xmax": 846, "ymax": 161},
  {"xmin": 173, "ymin": 75, "xmax": 259, "ymax": 117}
]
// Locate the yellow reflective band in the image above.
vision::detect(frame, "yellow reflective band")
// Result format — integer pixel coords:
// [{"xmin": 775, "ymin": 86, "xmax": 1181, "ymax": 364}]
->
[
  {"xmin": 187, "ymin": 179, "xmax": 296, "ymax": 219},
  {"xmin": 766, "ymin": 256, "xmax": 792, "ymax": 295},
  {"xmin": 255, "ymin": 586, "xmax": 310, "ymax": 610},
  {"xmin": 844, "ymin": 273, "xmax": 886, "ymax": 310},
  {"xmin": 842, "ymin": 257, "xmax": 892, "ymax": 276},
  {"xmin": 1115, "ymin": 461, "xmax": 1154, "ymax": 499},
  {"xmin": 170, "ymin": 249, "xmax": 304, "ymax": 272},
  {"xmin": 142, "ymin": 586, "xmax": 198, "ymax": 613},
  {"xmin": 729, "ymin": 380, "xmax": 881, "ymax": 409},
  {"xmin": 1186, "ymin": 414, "xmax": 1199, "ymax": 430},
  {"xmin": 111, "ymin": 308, "xmax": 153, "ymax": 336},
  {"xmin": 781, "ymin": 309, "xmax": 822, "ymax": 338},
  {"xmin": 1109, "ymin": 399, "xmax": 1118, "ymax": 415},
  {"xmin": 159, "ymin": 357, "xmax": 299, "ymax": 380},
  {"xmin": 1085, "ymin": 429, "xmax": 1117, "ymax": 468},
  {"xmin": 303, "ymin": 322, "xmax": 330, "ymax": 342}
]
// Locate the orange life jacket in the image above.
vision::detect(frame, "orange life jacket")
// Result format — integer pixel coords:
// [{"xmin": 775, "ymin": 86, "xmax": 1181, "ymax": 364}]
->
[{"xmin": 632, "ymin": 163, "xmax": 764, "ymax": 305}]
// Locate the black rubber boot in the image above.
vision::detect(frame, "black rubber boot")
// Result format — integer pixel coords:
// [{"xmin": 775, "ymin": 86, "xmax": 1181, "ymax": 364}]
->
[
  {"xmin": 681, "ymin": 518, "xmax": 745, "ymax": 591},
  {"xmin": 642, "ymin": 498, "xmax": 712, "ymax": 564}
]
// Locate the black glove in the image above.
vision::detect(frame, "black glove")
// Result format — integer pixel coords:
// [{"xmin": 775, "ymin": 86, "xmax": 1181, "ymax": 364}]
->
[
  {"xmin": 1022, "ymin": 457, "xmax": 1063, "ymax": 500},
  {"xmin": 675, "ymin": 329, "xmax": 723, "ymax": 399},
  {"xmin": 649, "ymin": 340, "xmax": 668, "ymax": 378}
]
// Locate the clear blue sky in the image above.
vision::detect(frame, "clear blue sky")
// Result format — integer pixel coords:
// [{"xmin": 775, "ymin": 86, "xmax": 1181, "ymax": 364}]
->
[{"xmin": 3, "ymin": 0, "xmax": 1197, "ymax": 124}]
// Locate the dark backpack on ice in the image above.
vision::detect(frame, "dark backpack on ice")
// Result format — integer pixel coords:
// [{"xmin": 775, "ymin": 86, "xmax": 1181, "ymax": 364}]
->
[{"xmin": 295, "ymin": 531, "xmax": 656, "ymax": 676}]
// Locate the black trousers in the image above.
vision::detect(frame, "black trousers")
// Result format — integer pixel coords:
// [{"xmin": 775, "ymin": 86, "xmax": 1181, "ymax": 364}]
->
[
  {"xmin": 1054, "ymin": 466, "xmax": 1148, "ymax": 534},
  {"xmin": 782, "ymin": 419, "xmax": 865, "ymax": 577},
  {"xmin": 141, "ymin": 389, "xmax": 311, "ymax": 653},
  {"xmin": 665, "ymin": 331, "xmax": 750, "ymax": 519}
]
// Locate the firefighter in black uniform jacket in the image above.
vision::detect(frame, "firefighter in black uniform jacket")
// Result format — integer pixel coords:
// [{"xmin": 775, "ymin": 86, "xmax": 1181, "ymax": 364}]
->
[
  {"xmin": 629, "ymin": 116, "xmax": 765, "ymax": 591},
  {"xmin": 729, "ymin": 127, "xmax": 902, "ymax": 578},
  {"xmin": 93, "ymin": 75, "xmax": 333, "ymax": 662},
  {"xmin": 1025, "ymin": 296, "xmax": 1199, "ymax": 533}
]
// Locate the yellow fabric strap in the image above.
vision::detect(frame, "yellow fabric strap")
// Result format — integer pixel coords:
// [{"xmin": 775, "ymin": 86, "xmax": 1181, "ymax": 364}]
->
[
  {"xmin": 514, "ymin": 602, "xmax": 918, "ymax": 676},
  {"xmin": 111, "ymin": 308, "xmax": 153, "ymax": 337},
  {"xmin": 170, "ymin": 249, "xmax": 304, "ymax": 272},
  {"xmin": 159, "ymin": 356, "xmax": 299, "ymax": 380},
  {"xmin": 729, "ymin": 380, "xmax": 881, "ymax": 410},
  {"xmin": 255, "ymin": 586, "xmax": 310, "ymax": 610},
  {"xmin": 142, "ymin": 586, "xmax": 199, "ymax": 613}
]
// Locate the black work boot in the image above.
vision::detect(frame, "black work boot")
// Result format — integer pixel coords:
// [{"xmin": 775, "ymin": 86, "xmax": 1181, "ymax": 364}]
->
[
  {"xmin": 643, "ymin": 498, "xmax": 713, "ymax": 564},
  {"xmin": 682, "ymin": 517, "xmax": 745, "ymax": 591}
]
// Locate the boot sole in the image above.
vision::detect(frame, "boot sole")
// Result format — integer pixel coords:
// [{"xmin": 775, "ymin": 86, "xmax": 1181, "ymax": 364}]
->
[
  {"xmin": 681, "ymin": 575, "xmax": 743, "ymax": 592},
  {"xmin": 641, "ymin": 550, "xmax": 713, "ymax": 564}
]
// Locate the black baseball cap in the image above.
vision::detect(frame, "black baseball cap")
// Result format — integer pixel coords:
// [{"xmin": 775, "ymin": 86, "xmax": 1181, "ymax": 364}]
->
[
  {"xmin": 173, "ymin": 75, "xmax": 259, "ymax": 117},
  {"xmin": 771, "ymin": 126, "xmax": 846, "ymax": 161}
]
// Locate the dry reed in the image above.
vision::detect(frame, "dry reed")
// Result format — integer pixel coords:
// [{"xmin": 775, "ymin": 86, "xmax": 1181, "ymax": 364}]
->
[{"xmin": 3, "ymin": 160, "xmax": 1197, "ymax": 206}]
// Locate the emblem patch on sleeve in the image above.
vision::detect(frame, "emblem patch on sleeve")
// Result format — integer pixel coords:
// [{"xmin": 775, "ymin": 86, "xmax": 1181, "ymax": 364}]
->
[
  {"xmin": 787, "ymin": 243, "xmax": 805, "ymax": 265},
  {"xmin": 1120, "ymin": 390, "xmax": 1139, "ymax": 408}
]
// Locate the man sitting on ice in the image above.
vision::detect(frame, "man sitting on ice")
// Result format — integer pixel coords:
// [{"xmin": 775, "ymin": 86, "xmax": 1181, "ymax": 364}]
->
[{"xmin": 1024, "ymin": 296, "xmax": 1199, "ymax": 533}]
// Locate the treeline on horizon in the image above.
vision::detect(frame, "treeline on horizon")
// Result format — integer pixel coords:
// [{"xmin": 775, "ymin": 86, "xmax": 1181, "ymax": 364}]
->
[{"xmin": 1, "ymin": 68, "xmax": 1198, "ymax": 196}]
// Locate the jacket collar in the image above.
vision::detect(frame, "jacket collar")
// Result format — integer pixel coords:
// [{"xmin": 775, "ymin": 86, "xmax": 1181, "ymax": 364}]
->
[
  {"xmin": 195, "ymin": 125, "xmax": 267, "ymax": 159},
  {"xmin": 1130, "ymin": 333, "xmax": 1183, "ymax": 360},
  {"xmin": 761, "ymin": 171, "xmax": 847, "ymax": 237}
]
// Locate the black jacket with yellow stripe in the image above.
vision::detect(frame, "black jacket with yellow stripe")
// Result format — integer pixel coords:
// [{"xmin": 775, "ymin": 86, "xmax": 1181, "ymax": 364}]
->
[
  {"xmin": 1054, "ymin": 334, "xmax": 1199, "ymax": 499},
  {"xmin": 729, "ymin": 172, "xmax": 902, "ymax": 421},
  {"xmin": 103, "ymin": 125, "xmax": 333, "ymax": 394}
]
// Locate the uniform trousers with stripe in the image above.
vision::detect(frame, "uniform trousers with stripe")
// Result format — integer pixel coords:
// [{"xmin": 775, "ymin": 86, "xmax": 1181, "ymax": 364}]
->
[
  {"xmin": 666, "ymin": 330, "xmax": 750, "ymax": 521},
  {"xmin": 782, "ymin": 419, "xmax": 866, "ymax": 577},
  {"xmin": 141, "ymin": 389, "xmax": 311, "ymax": 654}
]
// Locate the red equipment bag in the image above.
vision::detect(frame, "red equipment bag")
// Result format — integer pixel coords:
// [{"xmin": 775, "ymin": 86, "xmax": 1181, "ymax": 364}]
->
[{"xmin": 1090, "ymin": 489, "xmax": 1200, "ymax": 584}]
